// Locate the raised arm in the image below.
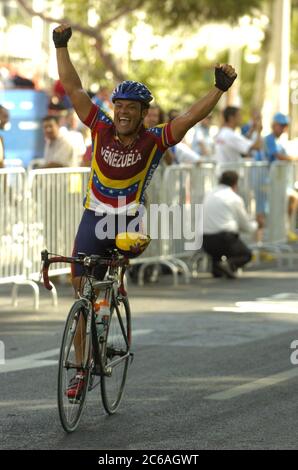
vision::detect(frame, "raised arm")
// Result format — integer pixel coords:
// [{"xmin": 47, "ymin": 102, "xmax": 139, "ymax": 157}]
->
[
  {"xmin": 170, "ymin": 64, "xmax": 237, "ymax": 143},
  {"xmin": 53, "ymin": 24, "xmax": 93, "ymax": 123}
]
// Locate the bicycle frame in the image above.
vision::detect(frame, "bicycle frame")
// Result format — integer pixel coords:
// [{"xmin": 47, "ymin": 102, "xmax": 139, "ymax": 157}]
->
[
  {"xmin": 43, "ymin": 249, "xmax": 133, "ymax": 431},
  {"xmin": 41, "ymin": 249, "xmax": 131, "ymax": 377}
]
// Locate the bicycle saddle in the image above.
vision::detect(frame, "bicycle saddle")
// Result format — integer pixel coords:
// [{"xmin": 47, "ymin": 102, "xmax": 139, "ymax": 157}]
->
[{"xmin": 115, "ymin": 232, "xmax": 151, "ymax": 258}]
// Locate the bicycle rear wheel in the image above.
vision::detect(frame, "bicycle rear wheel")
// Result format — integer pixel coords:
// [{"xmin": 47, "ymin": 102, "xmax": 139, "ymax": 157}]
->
[
  {"xmin": 57, "ymin": 300, "xmax": 91, "ymax": 432},
  {"xmin": 100, "ymin": 294, "xmax": 131, "ymax": 414}
]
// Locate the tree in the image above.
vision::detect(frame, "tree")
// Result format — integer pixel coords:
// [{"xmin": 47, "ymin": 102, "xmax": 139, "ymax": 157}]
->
[
  {"xmin": 16, "ymin": 0, "xmax": 263, "ymax": 84},
  {"xmin": 15, "ymin": 0, "xmax": 270, "ymax": 114}
]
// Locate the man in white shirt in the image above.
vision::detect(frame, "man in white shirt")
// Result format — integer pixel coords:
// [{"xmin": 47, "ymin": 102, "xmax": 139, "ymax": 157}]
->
[
  {"xmin": 215, "ymin": 106, "xmax": 262, "ymax": 171},
  {"xmin": 172, "ymin": 141, "xmax": 201, "ymax": 164},
  {"xmin": 167, "ymin": 109, "xmax": 201, "ymax": 164},
  {"xmin": 192, "ymin": 114, "xmax": 214, "ymax": 158},
  {"xmin": 59, "ymin": 109, "xmax": 86, "ymax": 166},
  {"xmin": 203, "ymin": 171, "xmax": 258, "ymax": 278},
  {"xmin": 42, "ymin": 115, "xmax": 74, "ymax": 167}
]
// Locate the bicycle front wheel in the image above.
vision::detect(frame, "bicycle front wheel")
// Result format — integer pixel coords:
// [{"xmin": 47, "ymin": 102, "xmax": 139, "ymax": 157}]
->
[
  {"xmin": 57, "ymin": 300, "xmax": 91, "ymax": 432},
  {"xmin": 101, "ymin": 294, "xmax": 131, "ymax": 414}
]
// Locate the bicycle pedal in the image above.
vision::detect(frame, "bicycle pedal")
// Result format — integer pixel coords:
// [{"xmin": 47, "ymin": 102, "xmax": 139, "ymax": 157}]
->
[{"xmin": 129, "ymin": 352, "xmax": 134, "ymax": 364}]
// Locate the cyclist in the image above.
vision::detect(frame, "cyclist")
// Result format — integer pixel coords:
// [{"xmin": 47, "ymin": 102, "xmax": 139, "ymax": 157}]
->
[{"xmin": 53, "ymin": 24, "xmax": 237, "ymax": 398}]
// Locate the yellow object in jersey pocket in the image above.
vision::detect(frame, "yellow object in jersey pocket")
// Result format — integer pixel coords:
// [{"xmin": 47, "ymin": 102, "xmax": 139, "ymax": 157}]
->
[{"xmin": 116, "ymin": 232, "xmax": 151, "ymax": 258}]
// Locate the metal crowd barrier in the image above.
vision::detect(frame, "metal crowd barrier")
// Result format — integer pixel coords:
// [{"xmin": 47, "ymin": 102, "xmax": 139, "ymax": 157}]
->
[
  {"xmin": 267, "ymin": 162, "xmax": 288, "ymax": 244},
  {"xmin": 1, "ymin": 161, "xmax": 298, "ymax": 308},
  {"xmin": 2, "ymin": 167, "xmax": 90, "ymax": 309},
  {"xmin": 286, "ymin": 160, "xmax": 298, "ymax": 232},
  {"xmin": 160, "ymin": 163, "xmax": 215, "ymax": 281},
  {"xmin": 0, "ymin": 167, "xmax": 26, "ymax": 284},
  {"xmin": 215, "ymin": 160, "xmax": 296, "ymax": 265},
  {"xmin": 130, "ymin": 165, "xmax": 194, "ymax": 285},
  {"xmin": 129, "ymin": 166, "xmax": 173, "ymax": 284},
  {"xmin": 0, "ymin": 167, "xmax": 41, "ymax": 309},
  {"xmin": 262, "ymin": 161, "xmax": 297, "ymax": 266},
  {"xmin": 26, "ymin": 167, "xmax": 90, "ymax": 280}
]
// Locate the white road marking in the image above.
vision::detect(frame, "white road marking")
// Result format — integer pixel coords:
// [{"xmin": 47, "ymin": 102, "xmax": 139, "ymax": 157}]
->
[
  {"xmin": 205, "ymin": 368, "xmax": 298, "ymax": 400},
  {"xmin": 214, "ymin": 303, "xmax": 298, "ymax": 314},
  {"xmin": 213, "ymin": 292, "xmax": 298, "ymax": 315},
  {"xmin": 133, "ymin": 329, "xmax": 153, "ymax": 337},
  {"xmin": 0, "ymin": 348, "xmax": 60, "ymax": 374},
  {"xmin": 0, "ymin": 330, "xmax": 153, "ymax": 373}
]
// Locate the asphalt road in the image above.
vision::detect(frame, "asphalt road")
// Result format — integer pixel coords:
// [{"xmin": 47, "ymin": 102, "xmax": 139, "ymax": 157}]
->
[{"xmin": 1, "ymin": 267, "xmax": 298, "ymax": 450}]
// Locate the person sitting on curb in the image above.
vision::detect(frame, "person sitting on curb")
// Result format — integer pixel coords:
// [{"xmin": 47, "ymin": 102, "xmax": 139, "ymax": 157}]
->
[{"xmin": 202, "ymin": 170, "xmax": 258, "ymax": 279}]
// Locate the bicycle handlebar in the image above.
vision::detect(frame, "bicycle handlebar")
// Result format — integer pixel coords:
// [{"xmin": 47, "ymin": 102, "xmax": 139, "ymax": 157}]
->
[
  {"xmin": 40, "ymin": 250, "xmax": 128, "ymax": 291},
  {"xmin": 42, "ymin": 261, "xmax": 52, "ymax": 291},
  {"xmin": 41, "ymin": 250, "xmax": 72, "ymax": 291}
]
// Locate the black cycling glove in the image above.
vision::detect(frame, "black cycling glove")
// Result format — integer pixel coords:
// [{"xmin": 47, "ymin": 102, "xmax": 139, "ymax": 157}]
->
[
  {"xmin": 215, "ymin": 66, "xmax": 237, "ymax": 92},
  {"xmin": 53, "ymin": 27, "xmax": 72, "ymax": 48}
]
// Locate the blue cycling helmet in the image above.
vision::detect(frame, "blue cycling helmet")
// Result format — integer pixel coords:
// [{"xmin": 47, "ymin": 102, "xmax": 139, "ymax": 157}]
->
[{"xmin": 111, "ymin": 80, "xmax": 153, "ymax": 107}]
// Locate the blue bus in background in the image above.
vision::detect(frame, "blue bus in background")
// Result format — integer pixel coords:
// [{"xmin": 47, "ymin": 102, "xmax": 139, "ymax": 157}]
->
[{"xmin": 0, "ymin": 89, "xmax": 48, "ymax": 167}]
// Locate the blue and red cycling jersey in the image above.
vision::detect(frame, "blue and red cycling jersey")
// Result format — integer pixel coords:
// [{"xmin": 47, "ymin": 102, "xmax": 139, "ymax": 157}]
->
[{"xmin": 83, "ymin": 104, "xmax": 176, "ymax": 214}]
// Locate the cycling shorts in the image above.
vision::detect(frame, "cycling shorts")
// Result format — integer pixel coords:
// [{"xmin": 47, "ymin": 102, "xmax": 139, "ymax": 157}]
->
[{"xmin": 72, "ymin": 209, "xmax": 140, "ymax": 279}]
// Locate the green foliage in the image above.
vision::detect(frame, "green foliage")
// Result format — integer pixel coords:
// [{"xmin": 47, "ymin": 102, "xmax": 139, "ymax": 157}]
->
[
  {"xmin": 61, "ymin": 0, "xmax": 263, "ymax": 30},
  {"xmin": 291, "ymin": 4, "xmax": 298, "ymax": 70},
  {"xmin": 44, "ymin": 0, "xmax": 265, "ymax": 111},
  {"xmin": 86, "ymin": 0, "xmax": 263, "ymax": 29},
  {"xmin": 143, "ymin": 0, "xmax": 263, "ymax": 29},
  {"xmin": 129, "ymin": 52, "xmax": 229, "ymax": 112}
]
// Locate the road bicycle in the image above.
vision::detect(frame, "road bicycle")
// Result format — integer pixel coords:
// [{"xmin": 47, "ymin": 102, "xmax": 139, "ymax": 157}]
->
[{"xmin": 41, "ymin": 234, "xmax": 149, "ymax": 433}]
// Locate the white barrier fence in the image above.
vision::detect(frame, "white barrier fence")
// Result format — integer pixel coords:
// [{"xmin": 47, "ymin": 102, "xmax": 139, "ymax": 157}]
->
[
  {"xmin": 27, "ymin": 167, "xmax": 90, "ymax": 280},
  {"xmin": 0, "ymin": 167, "xmax": 26, "ymax": 284},
  {"xmin": 0, "ymin": 161, "xmax": 297, "ymax": 308}
]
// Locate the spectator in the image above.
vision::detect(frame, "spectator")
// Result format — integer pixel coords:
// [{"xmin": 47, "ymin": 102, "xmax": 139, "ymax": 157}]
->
[
  {"xmin": 52, "ymin": 79, "xmax": 73, "ymax": 109},
  {"xmin": 92, "ymin": 86, "xmax": 112, "ymax": 115},
  {"xmin": 168, "ymin": 109, "xmax": 200, "ymax": 164},
  {"xmin": 241, "ymin": 108, "xmax": 264, "ymax": 161},
  {"xmin": 264, "ymin": 113, "xmax": 295, "ymax": 164},
  {"xmin": 172, "ymin": 141, "xmax": 201, "ymax": 164},
  {"xmin": 215, "ymin": 106, "xmax": 262, "ymax": 170},
  {"xmin": 48, "ymin": 97, "xmax": 68, "ymax": 116},
  {"xmin": 42, "ymin": 115, "xmax": 74, "ymax": 168},
  {"xmin": 144, "ymin": 104, "xmax": 165, "ymax": 128},
  {"xmin": 192, "ymin": 114, "xmax": 214, "ymax": 158},
  {"xmin": 241, "ymin": 108, "xmax": 266, "ymax": 242},
  {"xmin": 60, "ymin": 109, "xmax": 86, "ymax": 166},
  {"xmin": 203, "ymin": 171, "xmax": 258, "ymax": 279},
  {"xmin": 143, "ymin": 104, "xmax": 173, "ymax": 167},
  {"xmin": 0, "ymin": 105, "xmax": 9, "ymax": 168},
  {"xmin": 12, "ymin": 74, "xmax": 35, "ymax": 89},
  {"xmin": 0, "ymin": 66, "xmax": 13, "ymax": 89},
  {"xmin": 264, "ymin": 112, "xmax": 298, "ymax": 241}
]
